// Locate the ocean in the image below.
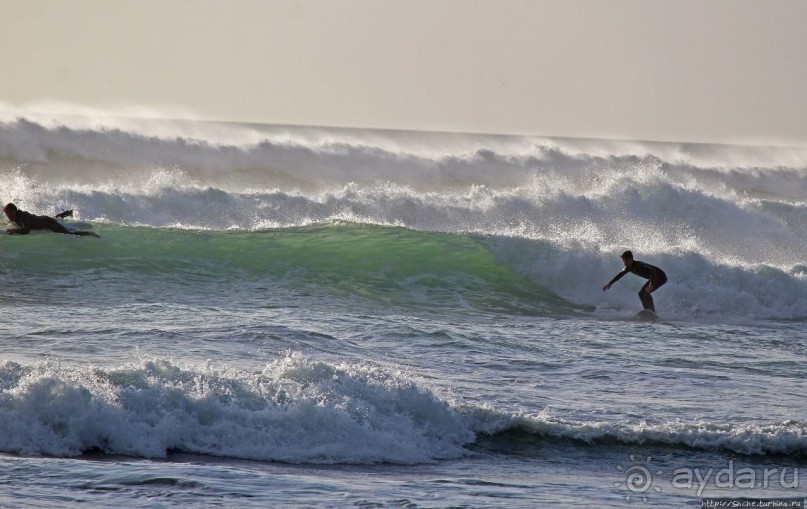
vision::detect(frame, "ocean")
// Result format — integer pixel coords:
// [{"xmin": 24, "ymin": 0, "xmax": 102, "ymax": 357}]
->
[{"xmin": 0, "ymin": 115, "xmax": 805, "ymax": 507}]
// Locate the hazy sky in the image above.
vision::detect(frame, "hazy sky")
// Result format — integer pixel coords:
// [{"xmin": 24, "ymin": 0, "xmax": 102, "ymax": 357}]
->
[{"xmin": 2, "ymin": 0, "xmax": 806, "ymax": 144}]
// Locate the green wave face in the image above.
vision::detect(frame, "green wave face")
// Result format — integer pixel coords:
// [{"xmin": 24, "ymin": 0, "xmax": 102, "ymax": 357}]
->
[{"xmin": 1, "ymin": 222, "xmax": 578, "ymax": 316}]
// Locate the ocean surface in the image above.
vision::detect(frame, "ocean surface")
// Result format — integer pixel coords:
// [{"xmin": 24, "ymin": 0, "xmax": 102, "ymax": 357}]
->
[{"xmin": 0, "ymin": 113, "xmax": 806, "ymax": 507}]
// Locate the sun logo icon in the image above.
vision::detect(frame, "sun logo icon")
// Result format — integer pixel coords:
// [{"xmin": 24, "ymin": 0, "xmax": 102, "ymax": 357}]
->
[{"xmin": 615, "ymin": 455, "xmax": 663, "ymax": 502}]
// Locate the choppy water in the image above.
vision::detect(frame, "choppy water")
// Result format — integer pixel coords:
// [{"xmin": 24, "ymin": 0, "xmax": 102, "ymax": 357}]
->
[{"xmin": 0, "ymin": 114, "xmax": 805, "ymax": 507}]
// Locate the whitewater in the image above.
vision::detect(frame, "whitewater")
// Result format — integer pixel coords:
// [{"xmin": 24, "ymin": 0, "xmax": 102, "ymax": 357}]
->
[{"xmin": 0, "ymin": 114, "xmax": 805, "ymax": 507}]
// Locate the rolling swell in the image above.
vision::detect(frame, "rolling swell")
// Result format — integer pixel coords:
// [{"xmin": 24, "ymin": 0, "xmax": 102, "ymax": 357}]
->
[
  {"xmin": 0, "ymin": 222, "xmax": 578, "ymax": 316},
  {"xmin": 3, "ymin": 221, "xmax": 804, "ymax": 321},
  {"xmin": 1, "ymin": 356, "xmax": 804, "ymax": 464},
  {"xmin": 471, "ymin": 411, "xmax": 807, "ymax": 458},
  {"xmin": 1, "ymin": 116, "xmax": 806, "ymax": 320},
  {"xmin": 0, "ymin": 356, "xmax": 475, "ymax": 463}
]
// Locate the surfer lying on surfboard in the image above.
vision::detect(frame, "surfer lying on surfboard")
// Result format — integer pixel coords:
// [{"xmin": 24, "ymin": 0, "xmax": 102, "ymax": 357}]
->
[
  {"xmin": 602, "ymin": 250, "xmax": 667, "ymax": 313},
  {"xmin": 4, "ymin": 203, "xmax": 99, "ymax": 237}
]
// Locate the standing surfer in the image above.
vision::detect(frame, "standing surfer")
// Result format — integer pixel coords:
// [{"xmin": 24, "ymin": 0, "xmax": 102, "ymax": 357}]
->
[{"xmin": 603, "ymin": 250, "xmax": 667, "ymax": 313}]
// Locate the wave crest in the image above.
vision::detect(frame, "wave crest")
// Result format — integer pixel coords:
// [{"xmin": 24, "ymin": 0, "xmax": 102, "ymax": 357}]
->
[{"xmin": 0, "ymin": 356, "xmax": 474, "ymax": 463}]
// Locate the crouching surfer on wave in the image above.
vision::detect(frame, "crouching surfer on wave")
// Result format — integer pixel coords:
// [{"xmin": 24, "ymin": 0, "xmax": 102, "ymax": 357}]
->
[
  {"xmin": 603, "ymin": 250, "xmax": 667, "ymax": 313},
  {"xmin": 4, "ymin": 203, "xmax": 98, "ymax": 237}
]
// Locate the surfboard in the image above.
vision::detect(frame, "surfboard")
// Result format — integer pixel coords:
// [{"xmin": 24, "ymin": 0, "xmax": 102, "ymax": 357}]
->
[
  {"xmin": 61, "ymin": 220, "xmax": 93, "ymax": 231},
  {"xmin": 62, "ymin": 221, "xmax": 100, "ymax": 237},
  {"xmin": 634, "ymin": 309, "xmax": 659, "ymax": 322},
  {"xmin": 632, "ymin": 309, "xmax": 681, "ymax": 328}
]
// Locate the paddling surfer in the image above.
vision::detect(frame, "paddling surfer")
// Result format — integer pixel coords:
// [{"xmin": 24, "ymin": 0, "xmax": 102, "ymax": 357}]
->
[
  {"xmin": 4, "ymin": 203, "xmax": 98, "ymax": 237},
  {"xmin": 602, "ymin": 250, "xmax": 667, "ymax": 313}
]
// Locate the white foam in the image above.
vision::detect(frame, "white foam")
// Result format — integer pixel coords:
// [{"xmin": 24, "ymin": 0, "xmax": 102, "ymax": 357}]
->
[
  {"xmin": 513, "ymin": 412, "xmax": 807, "ymax": 456},
  {"xmin": 0, "ymin": 356, "xmax": 474, "ymax": 463},
  {"xmin": 1, "ymin": 353, "xmax": 806, "ymax": 462}
]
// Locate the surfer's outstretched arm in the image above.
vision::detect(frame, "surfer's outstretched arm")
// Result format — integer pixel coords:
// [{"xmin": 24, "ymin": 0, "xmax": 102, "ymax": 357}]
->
[{"xmin": 603, "ymin": 268, "xmax": 628, "ymax": 291}]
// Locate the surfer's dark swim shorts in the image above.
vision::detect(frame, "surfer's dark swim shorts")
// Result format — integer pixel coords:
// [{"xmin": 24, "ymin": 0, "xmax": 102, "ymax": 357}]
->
[{"xmin": 643, "ymin": 271, "xmax": 667, "ymax": 292}]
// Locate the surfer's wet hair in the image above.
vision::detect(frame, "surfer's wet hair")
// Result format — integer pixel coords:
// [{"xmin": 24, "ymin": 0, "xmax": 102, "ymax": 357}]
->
[
  {"xmin": 4, "ymin": 203, "xmax": 17, "ymax": 213},
  {"xmin": 621, "ymin": 250, "xmax": 633, "ymax": 260}
]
